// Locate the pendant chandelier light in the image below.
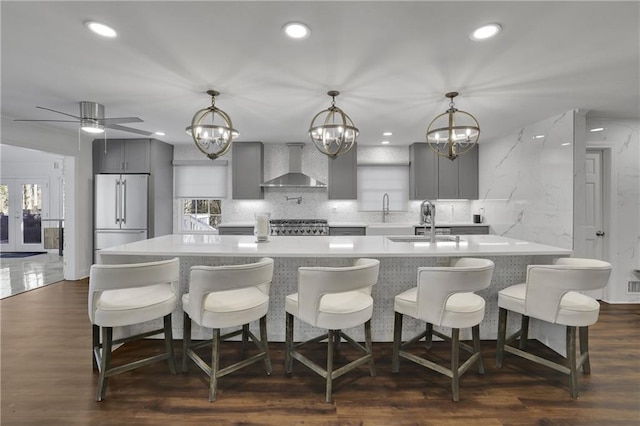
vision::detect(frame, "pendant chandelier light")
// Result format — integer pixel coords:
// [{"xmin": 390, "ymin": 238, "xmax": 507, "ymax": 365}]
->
[
  {"xmin": 186, "ymin": 89, "xmax": 239, "ymax": 160},
  {"xmin": 426, "ymin": 92, "xmax": 480, "ymax": 161},
  {"xmin": 308, "ymin": 90, "xmax": 359, "ymax": 158}
]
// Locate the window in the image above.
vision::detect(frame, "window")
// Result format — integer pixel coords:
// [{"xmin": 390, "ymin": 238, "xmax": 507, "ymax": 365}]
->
[
  {"xmin": 179, "ymin": 199, "xmax": 222, "ymax": 233},
  {"xmin": 357, "ymin": 165, "xmax": 409, "ymax": 211}
]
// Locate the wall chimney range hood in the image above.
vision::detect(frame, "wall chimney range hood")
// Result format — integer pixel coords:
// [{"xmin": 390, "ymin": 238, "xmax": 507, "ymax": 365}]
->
[{"xmin": 261, "ymin": 143, "xmax": 327, "ymax": 188}]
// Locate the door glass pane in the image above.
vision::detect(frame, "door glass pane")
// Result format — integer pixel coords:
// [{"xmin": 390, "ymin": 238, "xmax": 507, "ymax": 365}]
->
[
  {"xmin": 22, "ymin": 184, "xmax": 42, "ymax": 244},
  {"xmin": 0, "ymin": 184, "xmax": 8, "ymax": 244}
]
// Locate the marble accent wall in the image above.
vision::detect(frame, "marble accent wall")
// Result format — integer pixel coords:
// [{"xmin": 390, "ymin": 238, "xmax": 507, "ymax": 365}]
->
[
  {"xmin": 586, "ymin": 118, "xmax": 640, "ymax": 303},
  {"xmin": 471, "ymin": 111, "xmax": 575, "ymax": 249}
]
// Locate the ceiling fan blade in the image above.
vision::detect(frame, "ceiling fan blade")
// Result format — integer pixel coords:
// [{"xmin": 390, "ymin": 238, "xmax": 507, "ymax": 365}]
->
[
  {"xmin": 35, "ymin": 106, "xmax": 81, "ymax": 119},
  {"xmin": 105, "ymin": 123, "xmax": 153, "ymax": 136},
  {"xmin": 102, "ymin": 117, "xmax": 143, "ymax": 125},
  {"xmin": 14, "ymin": 119, "xmax": 78, "ymax": 122}
]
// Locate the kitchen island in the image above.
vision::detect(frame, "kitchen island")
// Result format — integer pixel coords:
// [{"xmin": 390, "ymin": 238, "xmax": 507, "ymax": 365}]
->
[{"xmin": 98, "ymin": 234, "xmax": 571, "ymax": 342}]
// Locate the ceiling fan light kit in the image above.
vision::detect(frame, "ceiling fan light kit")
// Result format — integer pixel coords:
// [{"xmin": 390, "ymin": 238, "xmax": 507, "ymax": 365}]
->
[
  {"xmin": 425, "ymin": 92, "xmax": 480, "ymax": 161},
  {"xmin": 186, "ymin": 90, "xmax": 239, "ymax": 161},
  {"xmin": 308, "ymin": 90, "xmax": 359, "ymax": 159}
]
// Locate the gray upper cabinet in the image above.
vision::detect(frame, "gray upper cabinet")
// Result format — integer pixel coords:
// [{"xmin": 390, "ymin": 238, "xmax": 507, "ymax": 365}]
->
[
  {"xmin": 410, "ymin": 143, "xmax": 479, "ymax": 200},
  {"xmin": 328, "ymin": 143, "xmax": 357, "ymax": 199},
  {"xmin": 409, "ymin": 143, "xmax": 438, "ymax": 199},
  {"xmin": 93, "ymin": 139, "xmax": 151, "ymax": 174},
  {"xmin": 232, "ymin": 141, "xmax": 264, "ymax": 199}
]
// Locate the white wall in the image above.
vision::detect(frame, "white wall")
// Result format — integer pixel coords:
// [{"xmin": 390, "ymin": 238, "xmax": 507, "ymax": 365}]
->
[
  {"xmin": 585, "ymin": 118, "xmax": 640, "ymax": 303},
  {"xmin": 472, "ymin": 111, "xmax": 575, "ymax": 249}
]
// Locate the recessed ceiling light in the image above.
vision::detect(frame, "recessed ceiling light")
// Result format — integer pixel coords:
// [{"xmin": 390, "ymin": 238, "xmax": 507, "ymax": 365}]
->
[
  {"xmin": 154, "ymin": 131, "xmax": 165, "ymax": 136},
  {"xmin": 85, "ymin": 21, "xmax": 117, "ymax": 38},
  {"xmin": 283, "ymin": 22, "xmax": 310, "ymax": 39},
  {"xmin": 590, "ymin": 127, "xmax": 604, "ymax": 132},
  {"xmin": 383, "ymin": 132, "xmax": 393, "ymax": 136},
  {"xmin": 561, "ymin": 143, "xmax": 571, "ymax": 146},
  {"xmin": 470, "ymin": 23, "xmax": 502, "ymax": 41},
  {"xmin": 533, "ymin": 135, "xmax": 545, "ymax": 139},
  {"xmin": 381, "ymin": 141, "xmax": 390, "ymax": 145}
]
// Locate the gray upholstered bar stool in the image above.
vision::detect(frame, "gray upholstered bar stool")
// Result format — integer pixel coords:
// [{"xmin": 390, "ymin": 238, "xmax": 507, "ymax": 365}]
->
[
  {"xmin": 182, "ymin": 257, "xmax": 274, "ymax": 402},
  {"xmin": 392, "ymin": 258, "xmax": 495, "ymax": 401},
  {"xmin": 496, "ymin": 257, "xmax": 612, "ymax": 398},
  {"xmin": 285, "ymin": 258, "xmax": 380, "ymax": 403},
  {"xmin": 88, "ymin": 257, "xmax": 180, "ymax": 401}
]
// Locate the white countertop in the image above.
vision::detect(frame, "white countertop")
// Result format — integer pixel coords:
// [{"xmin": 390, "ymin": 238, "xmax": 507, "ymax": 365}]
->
[
  {"xmin": 99, "ymin": 234, "xmax": 571, "ymax": 258},
  {"xmin": 218, "ymin": 222, "xmax": 489, "ymax": 228}
]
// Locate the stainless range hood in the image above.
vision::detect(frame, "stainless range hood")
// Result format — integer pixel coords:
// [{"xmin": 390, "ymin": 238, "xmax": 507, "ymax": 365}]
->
[{"xmin": 261, "ymin": 143, "xmax": 327, "ymax": 188}]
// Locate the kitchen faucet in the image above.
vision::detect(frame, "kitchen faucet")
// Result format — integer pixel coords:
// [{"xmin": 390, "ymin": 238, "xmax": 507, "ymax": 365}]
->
[
  {"xmin": 420, "ymin": 200, "xmax": 436, "ymax": 242},
  {"xmin": 382, "ymin": 193, "xmax": 390, "ymax": 223}
]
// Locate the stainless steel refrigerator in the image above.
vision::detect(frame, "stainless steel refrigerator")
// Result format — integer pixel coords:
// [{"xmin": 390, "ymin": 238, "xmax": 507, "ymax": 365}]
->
[{"xmin": 94, "ymin": 174, "xmax": 148, "ymax": 259}]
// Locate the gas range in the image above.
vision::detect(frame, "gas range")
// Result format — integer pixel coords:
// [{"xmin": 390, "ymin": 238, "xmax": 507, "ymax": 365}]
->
[{"xmin": 270, "ymin": 219, "xmax": 328, "ymax": 236}]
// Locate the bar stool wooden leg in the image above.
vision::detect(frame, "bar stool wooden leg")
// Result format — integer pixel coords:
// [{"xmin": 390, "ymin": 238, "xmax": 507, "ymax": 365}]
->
[
  {"xmin": 392, "ymin": 312, "xmax": 403, "ymax": 373},
  {"xmin": 241, "ymin": 324, "xmax": 249, "ymax": 355},
  {"xmin": 496, "ymin": 307, "xmax": 507, "ymax": 368},
  {"xmin": 182, "ymin": 312, "xmax": 191, "ymax": 373},
  {"xmin": 285, "ymin": 313, "xmax": 294, "ymax": 374},
  {"xmin": 97, "ymin": 326, "xmax": 113, "ymax": 402},
  {"xmin": 519, "ymin": 315, "xmax": 530, "ymax": 350},
  {"xmin": 92, "ymin": 324, "xmax": 100, "ymax": 370},
  {"xmin": 260, "ymin": 315, "xmax": 272, "ymax": 375},
  {"xmin": 567, "ymin": 326, "xmax": 578, "ymax": 399},
  {"xmin": 365, "ymin": 319, "xmax": 376, "ymax": 376},
  {"xmin": 580, "ymin": 326, "xmax": 591, "ymax": 374},
  {"xmin": 209, "ymin": 329, "xmax": 220, "ymax": 402},
  {"xmin": 451, "ymin": 328, "xmax": 460, "ymax": 402},
  {"xmin": 163, "ymin": 314, "xmax": 177, "ymax": 374},
  {"xmin": 472, "ymin": 324, "xmax": 484, "ymax": 374},
  {"xmin": 425, "ymin": 323, "xmax": 433, "ymax": 349},
  {"xmin": 326, "ymin": 330, "xmax": 335, "ymax": 403}
]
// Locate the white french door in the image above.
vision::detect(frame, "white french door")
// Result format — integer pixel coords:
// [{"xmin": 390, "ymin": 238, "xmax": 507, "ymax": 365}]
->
[{"xmin": 0, "ymin": 178, "xmax": 48, "ymax": 252}]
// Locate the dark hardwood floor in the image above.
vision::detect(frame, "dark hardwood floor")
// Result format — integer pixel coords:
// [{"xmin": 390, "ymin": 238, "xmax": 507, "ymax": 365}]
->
[{"xmin": 1, "ymin": 279, "xmax": 639, "ymax": 425}]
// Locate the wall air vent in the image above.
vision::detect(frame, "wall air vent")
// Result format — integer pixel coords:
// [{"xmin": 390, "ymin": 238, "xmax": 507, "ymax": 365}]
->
[{"xmin": 627, "ymin": 280, "xmax": 640, "ymax": 294}]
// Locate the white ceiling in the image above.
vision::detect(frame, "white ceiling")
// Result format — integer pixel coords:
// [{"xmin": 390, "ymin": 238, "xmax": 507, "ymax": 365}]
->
[{"xmin": 1, "ymin": 1, "xmax": 638, "ymax": 148}]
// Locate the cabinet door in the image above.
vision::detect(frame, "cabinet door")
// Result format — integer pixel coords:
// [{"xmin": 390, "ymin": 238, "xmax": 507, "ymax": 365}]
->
[
  {"xmin": 329, "ymin": 227, "xmax": 365, "ymax": 236},
  {"xmin": 458, "ymin": 144, "xmax": 478, "ymax": 199},
  {"xmin": 409, "ymin": 143, "xmax": 437, "ymax": 199},
  {"xmin": 328, "ymin": 144, "xmax": 357, "ymax": 199},
  {"xmin": 232, "ymin": 142, "xmax": 264, "ymax": 199},
  {"xmin": 94, "ymin": 139, "xmax": 125, "ymax": 173},
  {"xmin": 438, "ymin": 154, "xmax": 459, "ymax": 198},
  {"xmin": 123, "ymin": 139, "xmax": 150, "ymax": 173}
]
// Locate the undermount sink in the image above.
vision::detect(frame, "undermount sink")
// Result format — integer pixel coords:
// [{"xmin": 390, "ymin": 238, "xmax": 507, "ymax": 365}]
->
[{"xmin": 386, "ymin": 235, "xmax": 461, "ymax": 243}]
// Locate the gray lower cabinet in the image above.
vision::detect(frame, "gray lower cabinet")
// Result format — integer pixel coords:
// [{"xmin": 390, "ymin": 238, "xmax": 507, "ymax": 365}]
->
[
  {"xmin": 415, "ymin": 225, "xmax": 489, "ymax": 235},
  {"xmin": 329, "ymin": 226, "xmax": 366, "ymax": 236},
  {"xmin": 232, "ymin": 141, "xmax": 264, "ymax": 199},
  {"xmin": 93, "ymin": 139, "xmax": 151, "ymax": 174},
  {"xmin": 328, "ymin": 144, "xmax": 357, "ymax": 199},
  {"xmin": 410, "ymin": 143, "xmax": 478, "ymax": 200},
  {"xmin": 218, "ymin": 227, "xmax": 254, "ymax": 236}
]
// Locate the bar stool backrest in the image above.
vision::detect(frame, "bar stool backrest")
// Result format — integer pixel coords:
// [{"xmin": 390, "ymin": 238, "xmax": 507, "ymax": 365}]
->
[
  {"xmin": 524, "ymin": 258, "xmax": 611, "ymax": 323},
  {"xmin": 416, "ymin": 258, "xmax": 494, "ymax": 324},
  {"xmin": 88, "ymin": 258, "xmax": 180, "ymax": 323},
  {"xmin": 188, "ymin": 257, "xmax": 274, "ymax": 325},
  {"xmin": 296, "ymin": 258, "xmax": 380, "ymax": 327}
]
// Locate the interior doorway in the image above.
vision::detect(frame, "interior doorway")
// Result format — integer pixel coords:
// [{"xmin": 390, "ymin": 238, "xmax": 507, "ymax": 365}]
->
[{"xmin": 585, "ymin": 148, "xmax": 608, "ymax": 299}]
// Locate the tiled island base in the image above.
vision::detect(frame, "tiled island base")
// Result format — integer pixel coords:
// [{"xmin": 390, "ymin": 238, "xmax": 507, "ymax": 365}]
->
[{"xmin": 101, "ymin": 254, "xmax": 556, "ymax": 342}]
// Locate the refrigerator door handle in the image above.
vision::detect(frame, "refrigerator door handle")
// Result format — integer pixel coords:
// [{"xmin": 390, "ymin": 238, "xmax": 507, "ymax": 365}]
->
[
  {"xmin": 122, "ymin": 179, "xmax": 127, "ymax": 224},
  {"xmin": 115, "ymin": 180, "xmax": 121, "ymax": 224}
]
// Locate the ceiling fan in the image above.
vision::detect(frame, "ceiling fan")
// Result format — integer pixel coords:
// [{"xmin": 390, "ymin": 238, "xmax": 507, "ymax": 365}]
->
[{"xmin": 14, "ymin": 101, "xmax": 153, "ymax": 136}]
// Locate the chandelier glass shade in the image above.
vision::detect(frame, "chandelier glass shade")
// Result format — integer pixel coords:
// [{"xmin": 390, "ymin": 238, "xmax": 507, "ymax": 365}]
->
[
  {"xmin": 308, "ymin": 90, "xmax": 359, "ymax": 158},
  {"xmin": 426, "ymin": 92, "xmax": 480, "ymax": 161},
  {"xmin": 186, "ymin": 90, "xmax": 239, "ymax": 160}
]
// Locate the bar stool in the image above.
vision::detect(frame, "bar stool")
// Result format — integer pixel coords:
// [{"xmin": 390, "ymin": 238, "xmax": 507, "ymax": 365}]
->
[
  {"xmin": 496, "ymin": 257, "xmax": 612, "ymax": 398},
  {"xmin": 285, "ymin": 258, "xmax": 380, "ymax": 403},
  {"xmin": 88, "ymin": 258, "xmax": 180, "ymax": 401},
  {"xmin": 182, "ymin": 257, "xmax": 274, "ymax": 401},
  {"xmin": 392, "ymin": 258, "xmax": 495, "ymax": 401}
]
